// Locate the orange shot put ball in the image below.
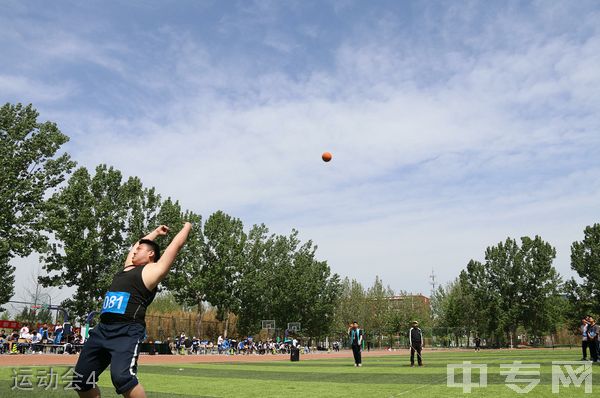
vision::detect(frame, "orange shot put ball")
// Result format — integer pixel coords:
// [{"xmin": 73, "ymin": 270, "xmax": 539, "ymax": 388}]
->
[{"xmin": 322, "ymin": 152, "xmax": 332, "ymax": 162}]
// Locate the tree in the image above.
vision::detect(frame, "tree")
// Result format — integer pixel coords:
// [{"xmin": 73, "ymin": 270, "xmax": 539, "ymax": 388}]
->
[
  {"xmin": 235, "ymin": 226, "xmax": 341, "ymax": 339},
  {"xmin": 161, "ymin": 205, "xmax": 205, "ymax": 336},
  {"xmin": 334, "ymin": 278, "xmax": 367, "ymax": 335},
  {"xmin": 236, "ymin": 224, "xmax": 272, "ymax": 335},
  {"xmin": 20, "ymin": 266, "xmax": 57, "ymax": 324},
  {"xmin": 430, "ymin": 276, "xmax": 478, "ymax": 346},
  {"xmin": 258, "ymin": 231, "xmax": 298, "ymax": 331},
  {"xmin": 201, "ymin": 211, "xmax": 246, "ymax": 337},
  {"xmin": 40, "ymin": 165, "xmax": 137, "ymax": 320},
  {"xmin": 485, "ymin": 238, "xmax": 523, "ymax": 344},
  {"xmin": 365, "ymin": 276, "xmax": 394, "ymax": 345},
  {"xmin": 570, "ymin": 223, "xmax": 600, "ymax": 315},
  {"xmin": 0, "ymin": 103, "xmax": 75, "ymax": 306},
  {"xmin": 462, "ymin": 236, "xmax": 563, "ymax": 346},
  {"xmin": 122, "ymin": 176, "xmax": 161, "ymax": 243},
  {"xmin": 520, "ymin": 236, "xmax": 562, "ymax": 339},
  {"xmin": 285, "ymin": 237, "xmax": 341, "ymax": 340}
]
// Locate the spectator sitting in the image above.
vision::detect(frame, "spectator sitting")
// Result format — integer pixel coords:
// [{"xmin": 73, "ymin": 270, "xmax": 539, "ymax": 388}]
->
[
  {"xmin": 257, "ymin": 341, "xmax": 265, "ymax": 355},
  {"xmin": 72, "ymin": 333, "xmax": 83, "ymax": 353},
  {"xmin": 38, "ymin": 323, "xmax": 49, "ymax": 343},
  {"xmin": 0, "ymin": 329, "xmax": 7, "ymax": 354},
  {"xmin": 61, "ymin": 332, "xmax": 78, "ymax": 355},
  {"xmin": 167, "ymin": 338, "xmax": 176, "ymax": 355},
  {"xmin": 53, "ymin": 324, "xmax": 64, "ymax": 345},
  {"xmin": 192, "ymin": 337, "xmax": 200, "ymax": 354},
  {"xmin": 183, "ymin": 337, "xmax": 193, "ymax": 355},
  {"xmin": 177, "ymin": 332, "xmax": 186, "ymax": 354},
  {"xmin": 19, "ymin": 323, "xmax": 30, "ymax": 339},
  {"xmin": 31, "ymin": 330, "xmax": 43, "ymax": 353},
  {"xmin": 9, "ymin": 330, "xmax": 19, "ymax": 354},
  {"xmin": 217, "ymin": 335, "xmax": 224, "ymax": 354},
  {"xmin": 17, "ymin": 330, "xmax": 32, "ymax": 354},
  {"xmin": 221, "ymin": 339, "xmax": 230, "ymax": 354}
]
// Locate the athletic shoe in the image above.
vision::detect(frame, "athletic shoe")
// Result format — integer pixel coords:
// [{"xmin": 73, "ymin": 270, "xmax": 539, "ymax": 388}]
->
[{"xmin": 358, "ymin": 364, "xmax": 362, "ymax": 367}]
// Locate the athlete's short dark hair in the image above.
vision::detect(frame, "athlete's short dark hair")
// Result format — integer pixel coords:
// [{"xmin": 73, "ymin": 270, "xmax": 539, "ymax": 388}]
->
[{"xmin": 139, "ymin": 239, "xmax": 161, "ymax": 261}]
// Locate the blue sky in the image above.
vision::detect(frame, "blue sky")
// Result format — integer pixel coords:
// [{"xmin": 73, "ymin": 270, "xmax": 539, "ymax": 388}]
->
[{"xmin": 3, "ymin": 0, "xmax": 600, "ymax": 306}]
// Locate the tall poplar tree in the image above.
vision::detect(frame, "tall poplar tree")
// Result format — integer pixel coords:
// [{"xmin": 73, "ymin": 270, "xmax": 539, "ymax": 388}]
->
[{"xmin": 0, "ymin": 103, "xmax": 75, "ymax": 307}]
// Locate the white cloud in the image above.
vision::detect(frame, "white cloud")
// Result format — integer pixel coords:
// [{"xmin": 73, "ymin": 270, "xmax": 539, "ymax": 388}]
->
[
  {"xmin": 0, "ymin": 74, "xmax": 76, "ymax": 103},
  {"xmin": 5, "ymin": 2, "xmax": 600, "ymax": 298}
]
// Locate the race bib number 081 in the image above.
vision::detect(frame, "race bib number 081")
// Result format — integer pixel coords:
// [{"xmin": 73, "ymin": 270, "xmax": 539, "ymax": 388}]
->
[{"xmin": 101, "ymin": 292, "xmax": 130, "ymax": 314}]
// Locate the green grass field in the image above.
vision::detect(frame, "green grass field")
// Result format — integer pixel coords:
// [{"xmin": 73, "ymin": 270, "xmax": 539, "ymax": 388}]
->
[{"xmin": 0, "ymin": 349, "xmax": 596, "ymax": 397}]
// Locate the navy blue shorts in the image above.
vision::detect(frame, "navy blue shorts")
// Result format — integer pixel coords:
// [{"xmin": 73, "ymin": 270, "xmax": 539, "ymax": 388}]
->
[{"xmin": 74, "ymin": 322, "xmax": 146, "ymax": 394}]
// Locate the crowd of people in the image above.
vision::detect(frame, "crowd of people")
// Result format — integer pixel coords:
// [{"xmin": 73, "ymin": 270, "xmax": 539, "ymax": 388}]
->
[
  {"xmin": 8, "ymin": 314, "xmax": 596, "ymax": 363},
  {"xmin": 165, "ymin": 332, "xmax": 312, "ymax": 356},
  {"xmin": 0, "ymin": 322, "xmax": 83, "ymax": 355}
]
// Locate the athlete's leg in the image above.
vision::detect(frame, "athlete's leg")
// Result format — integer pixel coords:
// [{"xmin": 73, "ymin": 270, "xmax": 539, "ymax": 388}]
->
[
  {"xmin": 110, "ymin": 324, "xmax": 146, "ymax": 395},
  {"xmin": 74, "ymin": 325, "xmax": 111, "ymax": 396},
  {"xmin": 77, "ymin": 387, "xmax": 101, "ymax": 398},
  {"xmin": 123, "ymin": 383, "xmax": 146, "ymax": 398}
]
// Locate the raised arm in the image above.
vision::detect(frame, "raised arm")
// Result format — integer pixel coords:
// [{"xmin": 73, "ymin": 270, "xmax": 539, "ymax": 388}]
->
[
  {"xmin": 142, "ymin": 222, "xmax": 192, "ymax": 290},
  {"xmin": 124, "ymin": 225, "xmax": 170, "ymax": 267}
]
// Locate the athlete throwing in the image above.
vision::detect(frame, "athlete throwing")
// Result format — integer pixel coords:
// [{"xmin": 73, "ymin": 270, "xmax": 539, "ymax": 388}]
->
[{"xmin": 74, "ymin": 223, "xmax": 192, "ymax": 398}]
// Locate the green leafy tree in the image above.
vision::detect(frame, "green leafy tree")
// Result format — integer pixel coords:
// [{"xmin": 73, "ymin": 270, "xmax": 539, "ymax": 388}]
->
[
  {"xmin": 520, "ymin": 236, "xmax": 562, "ymax": 339},
  {"xmin": 41, "ymin": 165, "xmax": 133, "ymax": 320},
  {"xmin": 0, "ymin": 103, "xmax": 75, "ymax": 306},
  {"xmin": 236, "ymin": 224, "xmax": 273, "ymax": 335},
  {"xmin": 334, "ymin": 278, "xmax": 368, "ymax": 338},
  {"xmin": 430, "ymin": 275, "xmax": 478, "ymax": 347},
  {"xmin": 162, "ymin": 206, "xmax": 205, "ymax": 336},
  {"xmin": 123, "ymin": 176, "xmax": 161, "ymax": 242},
  {"xmin": 235, "ymin": 226, "xmax": 341, "ymax": 340},
  {"xmin": 261, "ymin": 232, "xmax": 298, "ymax": 331},
  {"xmin": 463, "ymin": 236, "xmax": 563, "ymax": 346},
  {"xmin": 485, "ymin": 238, "xmax": 523, "ymax": 344},
  {"xmin": 387, "ymin": 291, "xmax": 431, "ymax": 341},
  {"xmin": 430, "ymin": 284, "xmax": 447, "ymax": 323},
  {"xmin": 570, "ymin": 223, "xmax": 600, "ymax": 315},
  {"xmin": 201, "ymin": 211, "xmax": 246, "ymax": 337},
  {"xmin": 365, "ymin": 276, "xmax": 394, "ymax": 345},
  {"xmin": 286, "ymin": 237, "xmax": 341, "ymax": 340}
]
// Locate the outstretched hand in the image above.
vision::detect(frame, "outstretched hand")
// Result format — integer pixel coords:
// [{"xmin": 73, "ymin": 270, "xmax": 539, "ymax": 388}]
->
[{"xmin": 155, "ymin": 225, "xmax": 170, "ymax": 236}]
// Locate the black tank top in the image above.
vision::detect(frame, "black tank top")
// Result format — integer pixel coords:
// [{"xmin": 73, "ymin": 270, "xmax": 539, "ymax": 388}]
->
[{"xmin": 99, "ymin": 265, "xmax": 157, "ymax": 326}]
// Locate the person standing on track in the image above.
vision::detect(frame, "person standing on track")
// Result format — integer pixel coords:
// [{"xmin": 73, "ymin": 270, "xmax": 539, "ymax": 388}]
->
[
  {"xmin": 74, "ymin": 223, "xmax": 192, "ymax": 398},
  {"xmin": 581, "ymin": 316, "xmax": 590, "ymax": 361},
  {"xmin": 409, "ymin": 320, "xmax": 424, "ymax": 367},
  {"xmin": 587, "ymin": 317, "xmax": 599, "ymax": 363},
  {"xmin": 348, "ymin": 321, "xmax": 363, "ymax": 367},
  {"xmin": 474, "ymin": 335, "xmax": 481, "ymax": 352}
]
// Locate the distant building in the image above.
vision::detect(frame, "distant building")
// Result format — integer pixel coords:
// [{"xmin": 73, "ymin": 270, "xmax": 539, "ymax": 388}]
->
[{"xmin": 387, "ymin": 293, "xmax": 430, "ymax": 308}]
